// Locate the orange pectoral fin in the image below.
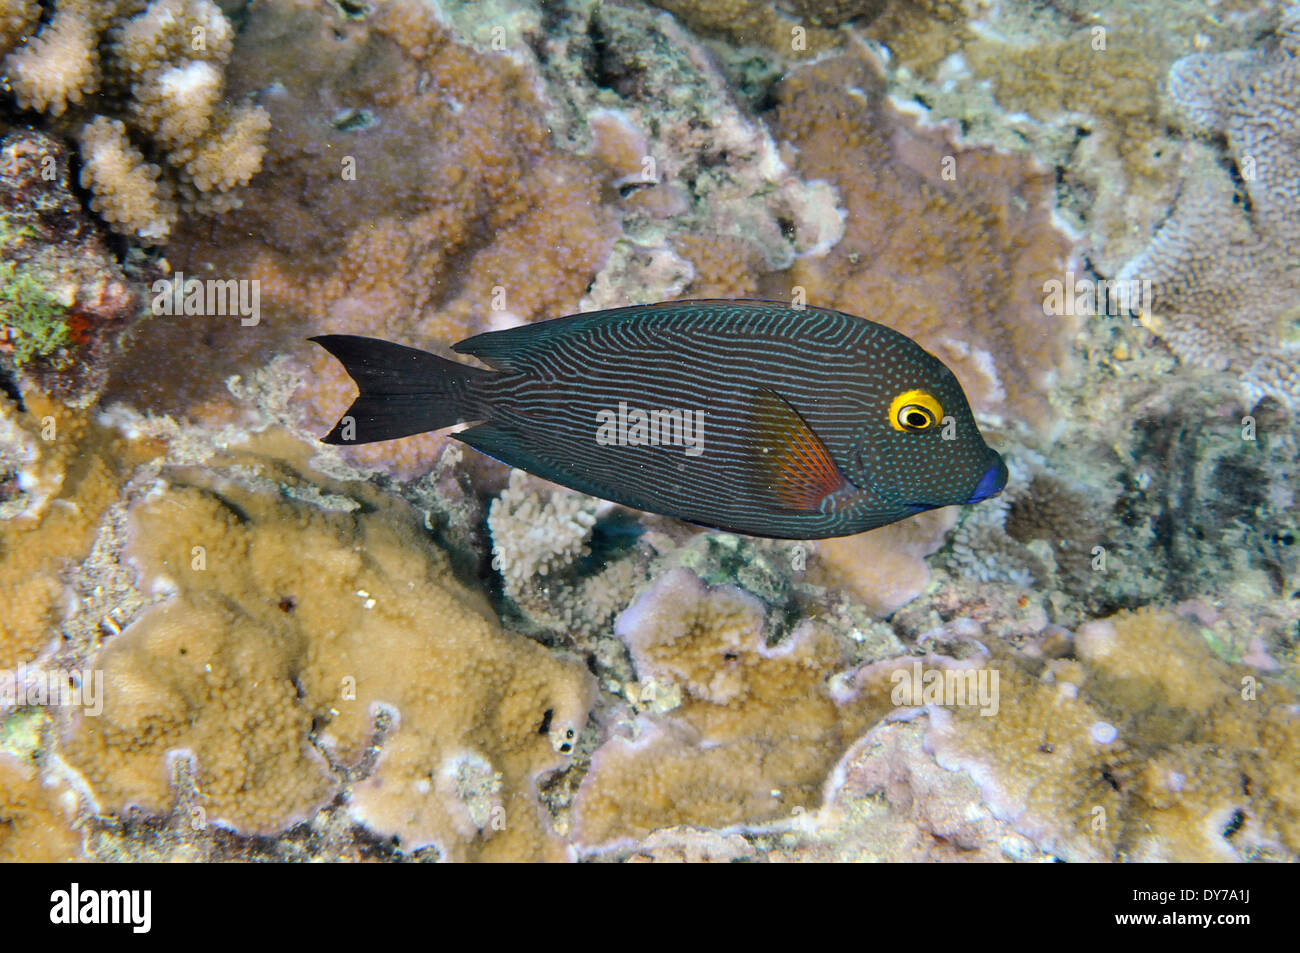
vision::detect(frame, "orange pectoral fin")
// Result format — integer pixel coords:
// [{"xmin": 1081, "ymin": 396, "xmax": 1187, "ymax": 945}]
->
[{"xmin": 751, "ymin": 388, "xmax": 854, "ymax": 512}]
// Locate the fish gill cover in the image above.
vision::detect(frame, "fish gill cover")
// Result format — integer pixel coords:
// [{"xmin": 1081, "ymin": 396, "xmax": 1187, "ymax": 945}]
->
[{"xmin": 0, "ymin": 0, "xmax": 1296, "ymax": 865}]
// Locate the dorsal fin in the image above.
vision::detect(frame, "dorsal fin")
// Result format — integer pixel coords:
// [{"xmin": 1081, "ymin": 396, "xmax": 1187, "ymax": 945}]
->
[
  {"xmin": 453, "ymin": 324, "xmax": 544, "ymax": 372},
  {"xmin": 751, "ymin": 388, "xmax": 853, "ymax": 512}
]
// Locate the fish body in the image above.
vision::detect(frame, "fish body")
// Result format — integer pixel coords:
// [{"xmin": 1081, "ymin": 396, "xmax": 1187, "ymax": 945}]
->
[{"xmin": 312, "ymin": 300, "xmax": 1007, "ymax": 539}]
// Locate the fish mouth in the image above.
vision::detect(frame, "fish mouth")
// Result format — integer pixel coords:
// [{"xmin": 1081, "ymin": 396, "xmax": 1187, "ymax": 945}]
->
[{"xmin": 966, "ymin": 456, "xmax": 1008, "ymax": 504}]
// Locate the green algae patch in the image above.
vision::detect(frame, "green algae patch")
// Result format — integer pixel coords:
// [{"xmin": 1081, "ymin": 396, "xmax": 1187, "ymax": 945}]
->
[{"xmin": 0, "ymin": 260, "xmax": 70, "ymax": 367}]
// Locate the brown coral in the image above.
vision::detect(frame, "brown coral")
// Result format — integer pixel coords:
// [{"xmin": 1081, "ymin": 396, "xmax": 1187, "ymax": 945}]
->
[
  {"xmin": 62, "ymin": 456, "xmax": 595, "ymax": 859},
  {"xmin": 2, "ymin": 0, "xmax": 268, "ymax": 244},
  {"xmin": 0, "ymin": 392, "xmax": 154, "ymax": 671},
  {"xmin": 78, "ymin": 116, "xmax": 177, "ymax": 244},
  {"xmin": 1119, "ymin": 11, "xmax": 1300, "ymax": 407},
  {"xmin": 106, "ymin": 0, "xmax": 617, "ymax": 478},
  {"xmin": 763, "ymin": 52, "xmax": 1077, "ymax": 429},
  {"xmin": 0, "ymin": 0, "xmax": 39, "ymax": 58}
]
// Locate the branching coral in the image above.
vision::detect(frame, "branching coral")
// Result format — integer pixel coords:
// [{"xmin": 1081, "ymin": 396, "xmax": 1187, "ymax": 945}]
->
[
  {"xmin": 1, "ymin": 0, "xmax": 269, "ymax": 244},
  {"xmin": 0, "ymin": 0, "xmax": 39, "ymax": 58},
  {"xmin": 104, "ymin": 0, "xmax": 617, "ymax": 457},
  {"xmin": 1118, "ymin": 10, "xmax": 1300, "ymax": 407},
  {"xmin": 488, "ymin": 469, "xmax": 599, "ymax": 605},
  {"xmin": 0, "ymin": 750, "xmax": 84, "ymax": 862},
  {"xmin": 0, "ymin": 392, "xmax": 152, "ymax": 671}
]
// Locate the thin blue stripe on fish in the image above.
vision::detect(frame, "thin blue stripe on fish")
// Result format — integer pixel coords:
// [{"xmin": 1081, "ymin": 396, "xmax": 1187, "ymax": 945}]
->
[{"xmin": 311, "ymin": 299, "xmax": 1007, "ymax": 539}]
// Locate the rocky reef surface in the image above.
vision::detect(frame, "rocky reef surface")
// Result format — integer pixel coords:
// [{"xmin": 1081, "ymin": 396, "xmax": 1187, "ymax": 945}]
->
[{"xmin": 0, "ymin": 0, "xmax": 1297, "ymax": 862}]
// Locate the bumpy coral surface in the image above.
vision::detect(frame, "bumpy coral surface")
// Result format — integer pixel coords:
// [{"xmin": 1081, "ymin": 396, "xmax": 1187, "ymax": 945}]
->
[
  {"xmin": 62, "ymin": 456, "xmax": 595, "ymax": 859},
  {"xmin": 1120, "ymin": 10, "xmax": 1300, "ymax": 407},
  {"xmin": 572, "ymin": 568, "xmax": 904, "ymax": 849},
  {"xmin": 2, "ymin": 0, "xmax": 1298, "ymax": 868},
  {"xmin": 106, "ymin": 0, "xmax": 618, "ymax": 478},
  {"xmin": 0, "ymin": 750, "xmax": 83, "ymax": 862},
  {"xmin": 0, "ymin": 130, "xmax": 147, "ymax": 399},
  {"xmin": 763, "ymin": 52, "xmax": 1077, "ymax": 429},
  {"xmin": 2, "ymin": 0, "xmax": 269, "ymax": 243}
]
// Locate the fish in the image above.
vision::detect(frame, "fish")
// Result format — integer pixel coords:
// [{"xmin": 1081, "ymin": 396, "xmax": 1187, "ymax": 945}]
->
[{"xmin": 311, "ymin": 299, "xmax": 1007, "ymax": 539}]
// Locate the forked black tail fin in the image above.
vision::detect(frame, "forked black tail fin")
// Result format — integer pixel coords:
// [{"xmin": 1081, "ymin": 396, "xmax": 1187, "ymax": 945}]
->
[{"xmin": 310, "ymin": 335, "xmax": 493, "ymax": 445}]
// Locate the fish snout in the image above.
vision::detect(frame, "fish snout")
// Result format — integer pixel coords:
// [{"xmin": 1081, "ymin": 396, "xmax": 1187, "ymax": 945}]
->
[{"xmin": 967, "ymin": 455, "xmax": 1008, "ymax": 504}]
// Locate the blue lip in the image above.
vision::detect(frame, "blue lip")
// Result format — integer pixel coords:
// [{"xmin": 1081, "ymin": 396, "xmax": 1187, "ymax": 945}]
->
[{"xmin": 967, "ymin": 457, "xmax": 1008, "ymax": 504}]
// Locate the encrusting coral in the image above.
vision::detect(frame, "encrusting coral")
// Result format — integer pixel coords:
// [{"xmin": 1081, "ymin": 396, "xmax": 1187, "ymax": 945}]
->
[
  {"xmin": 569, "ymin": 561, "xmax": 1299, "ymax": 861},
  {"xmin": 0, "ymin": 1, "xmax": 39, "ymax": 59},
  {"xmin": 77, "ymin": 116, "xmax": 177, "ymax": 243},
  {"xmin": 572, "ymin": 568, "xmax": 905, "ymax": 849},
  {"xmin": 107, "ymin": 0, "xmax": 618, "ymax": 472},
  {"xmin": 0, "ymin": 750, "xmax": 83, "ymax": 862},
  {"xmin": 763, "ymin": 51, "xmax": 1077, "ymax": 429},
  {"xmin": 61, "ymin": 453, "xmax": 595, "ymax": 860},
  {"xmin": 1, "ymin": 0, "xmax": 270, "ymax": 244},
  {"xmin": 1119, "ymin": 9, "xmax": 1300, "ymax": 407}
]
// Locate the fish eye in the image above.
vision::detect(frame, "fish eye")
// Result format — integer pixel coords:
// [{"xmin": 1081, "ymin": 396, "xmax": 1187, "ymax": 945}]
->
[{"xmin": 889, "ymin": 389, "xmax": 943, "ymax": 433}]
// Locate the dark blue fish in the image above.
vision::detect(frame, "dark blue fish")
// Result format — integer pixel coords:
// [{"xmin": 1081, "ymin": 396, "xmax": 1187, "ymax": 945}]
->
[{"xmin": 312, "ymin": 300, "xmax": 1007, "ymax": 539}]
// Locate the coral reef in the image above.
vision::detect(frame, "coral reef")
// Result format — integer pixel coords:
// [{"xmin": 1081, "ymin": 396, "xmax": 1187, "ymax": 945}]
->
[
  {"xmin": 1119, "ymin": 10, "xmax": 1300, "ymax": 407},
  {"xmin": 0, "ymin": 749, "xmax": 83, "ymax": 862},
  {"xmin": 2, "ymin": 0, "xmax": 270, "ymax": 244},
  {"xmin": 97, "ymin": 0, "xmax": 619, "ymax": 480},
  {"xmin": 572, "ymin": 568, "xmax": 904, "ymax": 850},
  {"xmin": 763, "ymin": 51, "xmax": 1077, "ymax": 429},
  {"xmin": 61, "ymin": 451, "xmax": 596, "ymax": 859},
  {"xmin": 568, "ymin": 558, "xmax": 1298, "ymax": 861},
  {"xmin": 0, "ymin": 130, "xmax": 147, "ymax": 400},
  {"xmin": 488, "ymin": 469, "xmax": 600, "ymax": 609},
  {"xmin": 2, "ymin": 0, "xmax": 1297, "ymax": 868}
]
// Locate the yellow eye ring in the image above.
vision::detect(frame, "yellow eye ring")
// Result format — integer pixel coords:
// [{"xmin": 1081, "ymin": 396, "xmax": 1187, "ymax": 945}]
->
[{"xmin": 889, "ymin": 389, "xmax": 943, "ymax": 433}]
